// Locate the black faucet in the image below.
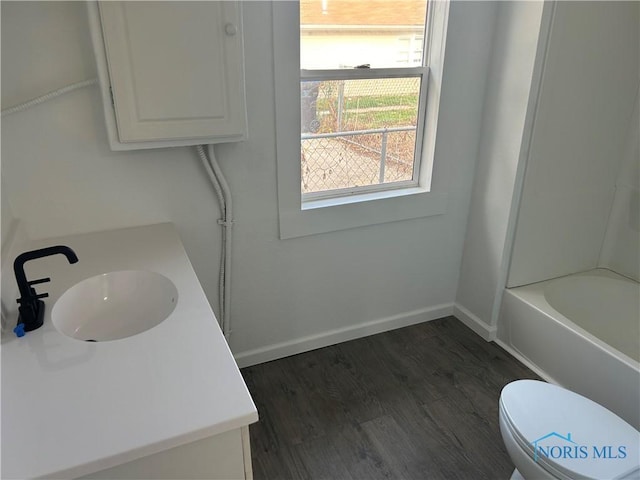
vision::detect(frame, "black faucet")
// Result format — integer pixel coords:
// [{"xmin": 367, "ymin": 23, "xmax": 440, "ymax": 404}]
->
[{"xmin": 13, "ymin": 246, "xmax": 79, "ymax": 332}]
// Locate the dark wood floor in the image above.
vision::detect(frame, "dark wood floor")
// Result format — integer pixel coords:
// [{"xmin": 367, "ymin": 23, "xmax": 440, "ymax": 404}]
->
[{"xmin": 242, "ymin": 316, "xmax": 539, "ymax": 480}]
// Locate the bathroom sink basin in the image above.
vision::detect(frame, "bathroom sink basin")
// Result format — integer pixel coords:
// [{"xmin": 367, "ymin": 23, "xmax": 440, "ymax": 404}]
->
[{"xmin": 51, "ymin": 270, "xmax": 178, "ymax": 341}]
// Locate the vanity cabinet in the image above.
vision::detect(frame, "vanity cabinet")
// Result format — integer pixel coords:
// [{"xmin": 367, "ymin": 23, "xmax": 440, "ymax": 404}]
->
[
  {"xmin": 1, "ymin": 224, "xmax": 258, "ymax": 480},
  {"xmin": 79, "ymin": 427, "xmax": 253, "ymax": 480},
  {"xmin": 88, "ymin": 1, "xmax": 247, "ymax": 150}
]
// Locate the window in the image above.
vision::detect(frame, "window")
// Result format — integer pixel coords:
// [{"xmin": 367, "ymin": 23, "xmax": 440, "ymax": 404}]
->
[
  {"xmin": 273, "ymin": 0, "xmax": 449, "ymax": 239},
  {"xmin": 300, "ymin": 0, "xmax": 430, "ymax": 201},
  {"xmin": 396, "ymin": 35, "xmax": 425, "ymax": 66}
]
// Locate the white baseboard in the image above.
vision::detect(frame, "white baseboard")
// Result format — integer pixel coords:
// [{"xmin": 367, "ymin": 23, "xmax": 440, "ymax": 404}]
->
[
  {"xmin": 234, "ymin": 303, "xmax": 454, "ymax": 368},
  {"xmin": 494, "ymin": 338, "xmax": 557, "ymax": 385},
  {"xmin": 452, "ymin": 303, "xmax": 497, "ymax": 341}
]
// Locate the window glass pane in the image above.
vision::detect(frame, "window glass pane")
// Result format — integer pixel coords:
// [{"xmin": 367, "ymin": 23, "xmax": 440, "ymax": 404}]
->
[
  {"xmin": 300, "ymin": 0, "xmax": 428, "ymax": 69},
  {"xmin": 301, "ymin": 77, "xmax": 420, "ymax": 194}
]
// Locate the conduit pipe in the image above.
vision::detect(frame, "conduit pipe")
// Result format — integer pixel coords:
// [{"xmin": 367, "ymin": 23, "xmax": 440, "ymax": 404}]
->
[
  {"xmin": 1, "ymin": 78, "xmax": 97, "ymax": 117},
  {"xmin": 196, "ymin": 145, "xmax": 234, "ymax": 341}
]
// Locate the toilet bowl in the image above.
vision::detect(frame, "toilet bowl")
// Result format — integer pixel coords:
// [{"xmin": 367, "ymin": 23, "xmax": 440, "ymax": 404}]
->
[{"xmin": 499, "ymin": 380, "xmax": 639, "ymax": 480}]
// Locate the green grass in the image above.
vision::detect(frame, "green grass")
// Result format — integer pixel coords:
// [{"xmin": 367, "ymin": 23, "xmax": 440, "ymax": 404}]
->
[
  {"xmin": 313, "ymin": 93, "xmax": 418, "ymax": 131},
  {"xmin": 316, "ymin": 94, "xmax": 418, "ymax": 112},
  {"xmin": 343, "ymin": 110, "xmax": 417, "ymax": 128},
  {"xmin": 316, "ymin": 108, "xmax": 417, "ymax": 131},
  {"xmin": 344, "ymin": 94, "xmax": 419, "ymax": 109}
]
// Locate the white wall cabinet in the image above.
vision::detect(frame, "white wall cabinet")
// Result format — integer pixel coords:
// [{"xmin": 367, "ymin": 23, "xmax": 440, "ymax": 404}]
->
[{"xmin": 88, "ymin": 1, "xmax": 247, "ymax": 150}]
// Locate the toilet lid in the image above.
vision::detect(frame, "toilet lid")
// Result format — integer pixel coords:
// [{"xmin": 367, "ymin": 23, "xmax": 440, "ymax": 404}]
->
[{"xmin": 500, "ymin": 380, "xmax": 640, "ymax": 480}]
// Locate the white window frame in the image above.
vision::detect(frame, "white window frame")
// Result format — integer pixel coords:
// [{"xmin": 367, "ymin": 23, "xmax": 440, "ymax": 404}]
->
[
  {"xmin": 301, "ymin": 67, "xmax": 428, "ymax": 202},
  {"xmin": 274, "ymin": 0, "xmax": 450, "ymax": 239}
]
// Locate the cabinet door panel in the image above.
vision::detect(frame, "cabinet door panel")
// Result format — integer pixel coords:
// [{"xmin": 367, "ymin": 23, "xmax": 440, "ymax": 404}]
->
[
  {"xmin": 99, "ymin": 1, "xmax": 245, "ymax": 143},
  {"xmin": 79, "ymin": 428, "xmax": 247, "ymax": 479}
]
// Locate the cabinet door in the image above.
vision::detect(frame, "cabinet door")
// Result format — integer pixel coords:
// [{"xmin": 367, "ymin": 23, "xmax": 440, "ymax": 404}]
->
[
  {"xmin": 79, "ymin": 428, "xmax": 249, "ymax": 479},
  {"xmin": 98, "ymin": 1, "xmax": 246, "ymax": 144}
]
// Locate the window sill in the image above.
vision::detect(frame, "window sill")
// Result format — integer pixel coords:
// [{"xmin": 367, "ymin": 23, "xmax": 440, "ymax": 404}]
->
[
  {"xmin": 303, "ymin": 186, "xmax": 429, "ymax": 210},
  {"xmin": 280, "ymin": 188, "xmax": 448, "ymax": 239}
]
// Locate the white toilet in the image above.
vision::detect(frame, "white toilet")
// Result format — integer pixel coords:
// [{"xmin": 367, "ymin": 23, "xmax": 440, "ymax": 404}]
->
[{"xmin": 499, "ymin": 380, "xmax": 640, "ymax": 480}]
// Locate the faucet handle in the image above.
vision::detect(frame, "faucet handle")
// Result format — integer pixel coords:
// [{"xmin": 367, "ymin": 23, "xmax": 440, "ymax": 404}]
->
[
  {"xmin": 25, "ymin": 277, "xmax": 51, "ymax": 297},
  {"xmin": 17, "ymin": 292, "xmax": 49, "ymax": 304}
]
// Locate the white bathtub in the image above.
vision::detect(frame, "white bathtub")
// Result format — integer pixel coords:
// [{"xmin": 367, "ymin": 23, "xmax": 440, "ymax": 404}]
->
[{"xmin": 499, "ymin": 268, "xmax": 640, "ymax": 429}]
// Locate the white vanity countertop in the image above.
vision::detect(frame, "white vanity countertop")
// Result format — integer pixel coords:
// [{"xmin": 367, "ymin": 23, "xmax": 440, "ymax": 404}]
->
[{"xmin": 1, "ymin": 223, "xmax": 258, "ymax": 479}]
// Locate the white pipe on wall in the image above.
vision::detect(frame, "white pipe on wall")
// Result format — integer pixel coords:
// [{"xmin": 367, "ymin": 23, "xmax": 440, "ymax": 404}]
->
[
  {"xmin": 208, "ymin": 144, "xmax": 234, "ymax": 341},
  {"xmin": 197, "ymin": 145, "xmax": 234, "ymax": 341},
  {"xmin": 1, "ymin": 79, "xmax": 97, "ymax": 117}
]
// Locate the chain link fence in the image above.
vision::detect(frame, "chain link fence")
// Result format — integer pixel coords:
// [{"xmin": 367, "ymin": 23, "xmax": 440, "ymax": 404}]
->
[{"xmin": 301, "ymin": 77, "xmax": 420, "ymax": 194}]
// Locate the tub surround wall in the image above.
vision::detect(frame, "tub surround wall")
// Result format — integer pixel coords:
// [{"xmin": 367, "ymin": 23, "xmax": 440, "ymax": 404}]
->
[
  {"xmin": 455, "ymin": 0, "xmax": 544, "ymax": 336},
  {"xmin": 599, "ymin": 86, "xmax": 640, "ymax": 282},
  {"xmin": 1, "ymin": 2, "xmax": 495, "ymax": 365},
  {"xmin": 507, "ymin": 1, "xmax": 639, "ymax": 288}
]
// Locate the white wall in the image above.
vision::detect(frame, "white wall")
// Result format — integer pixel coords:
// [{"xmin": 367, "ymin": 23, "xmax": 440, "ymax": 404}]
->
[
  {"xmin": 454, "ymin": 1, "xmax": 544, "ymax": 336},
  {"xmin": 599, "ymin": 84, "xmax": 640, "ymax": 281},
  {"xmin": 1, "ymin": 178, "xmax": 15, "ymax": 247},
  {"xmin": 1, "ymin": 1, "xmax": 495, "ymax": 363},
  {"xmin": 508, "ymin": 1, "xmax": 639, "ymax": 287},
  {"xmin": 1, "ymin": 177, "xmax": 19, "ymax": 327}
]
